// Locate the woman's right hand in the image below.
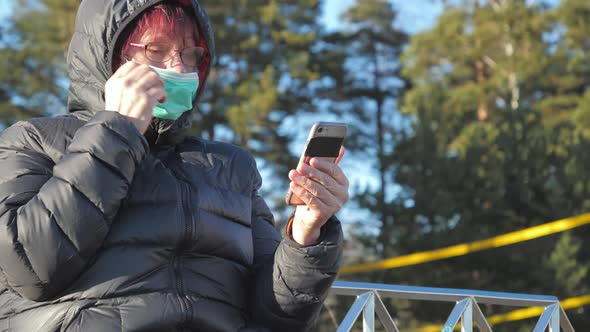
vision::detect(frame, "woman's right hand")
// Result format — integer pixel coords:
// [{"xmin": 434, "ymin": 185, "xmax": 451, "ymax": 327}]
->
[{"xmin": 104, "ymin": 61, "xmax": 167, "ymax": 134}]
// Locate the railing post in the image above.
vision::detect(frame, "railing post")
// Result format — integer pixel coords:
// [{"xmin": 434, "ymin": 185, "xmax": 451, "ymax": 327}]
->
[
  {"xmin": 461, "ymin": 298, "xmax": 473, "ymax": 332},
  {"xmin": 443, "ymin": 298, "xmax": 472, "ymax": 332},
  {"xmin": 472, "ymin": 299, "xmax": 493, "ymax": 332},
  {"xmin": 363, "ymin": 292, "xmax": 375, "ymax": 332},
  {"xmin": 533, "ymin": 304, "xmax": 559, "ymax": 332},
  {"xmin": 374, "ymin": 292, "xmax": 401, "ymax": 332},
  {"xmin": 559, "ymin": 306, "xmax": 576, "ymax": 332},
  {"xmin": 337, "ymin": 292, "xmax": 374, "ymax": 332},
  {"xmin": 549, "ymin": 305, "xmax": 559, "ymax": 332}
]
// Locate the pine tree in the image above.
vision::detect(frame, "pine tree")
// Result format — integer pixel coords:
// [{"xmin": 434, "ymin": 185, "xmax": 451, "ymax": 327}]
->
[
  {"xmin": 0, "ymin": 0, "xmax": 77, "ymax": 127},
  {"xmin": 362, "ymin": 0, "xmax": 590, "ymax": 329},
  {"xmin": 316, "ymin": 0, "xmax": 407, "ymax": 259}
]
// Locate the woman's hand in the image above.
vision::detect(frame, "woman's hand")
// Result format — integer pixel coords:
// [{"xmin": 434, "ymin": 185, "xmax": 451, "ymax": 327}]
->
[
  {"xmin": 288, "ymin": 147, "xmax": 349, "ymax": 245},
  {"xmin": 104, "ymin": 61, "xmax": 167, "ymax": 134}
]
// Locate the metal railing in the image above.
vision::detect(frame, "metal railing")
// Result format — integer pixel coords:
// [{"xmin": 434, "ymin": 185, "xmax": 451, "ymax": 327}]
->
[{"xmin": 329, "ymin": 281, "xmax": 575, "ymax": 332}]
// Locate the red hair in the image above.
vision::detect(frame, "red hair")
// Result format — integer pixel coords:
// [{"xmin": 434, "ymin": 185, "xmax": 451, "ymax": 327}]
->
[{"xmin": 113, "ymin": 1, "xmax": 210, "ymax": 83}]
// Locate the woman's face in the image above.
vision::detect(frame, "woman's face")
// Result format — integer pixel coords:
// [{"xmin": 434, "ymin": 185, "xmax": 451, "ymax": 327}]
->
[{"xmin": 126, "ymin": 29, "xmax": 199, "ymax": 74}]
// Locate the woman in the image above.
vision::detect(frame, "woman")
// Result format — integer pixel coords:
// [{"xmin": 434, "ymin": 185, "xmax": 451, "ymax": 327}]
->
[{"xmin": 0, "ymin": 0, "xmax": 348, "ymax": 331}]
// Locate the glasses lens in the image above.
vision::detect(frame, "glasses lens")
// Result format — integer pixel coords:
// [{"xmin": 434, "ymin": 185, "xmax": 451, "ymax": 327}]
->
[
  {"xmin": 145, "ymin": 43, "xmax": 173, "ymax": 62},
  {"xmin": 181, "ymin": 47, "xmax": 206, "ymax": 67}
]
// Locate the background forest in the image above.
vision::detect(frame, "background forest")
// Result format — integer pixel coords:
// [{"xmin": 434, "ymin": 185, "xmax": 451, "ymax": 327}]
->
[{"xmin": 0, "ymin": 0, "xmax": 589, "ymax": 330}]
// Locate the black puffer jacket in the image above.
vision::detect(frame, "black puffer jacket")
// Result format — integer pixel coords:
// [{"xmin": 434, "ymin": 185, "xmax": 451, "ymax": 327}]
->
[{"xmin": 0, "ymin": 0, "xmax": 343, "ymax": 331}]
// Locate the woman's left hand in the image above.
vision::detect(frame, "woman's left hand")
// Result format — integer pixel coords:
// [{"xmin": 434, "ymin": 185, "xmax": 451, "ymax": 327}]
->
[{"xmin": 288, "ymin": 147, "xmax": 349, "ymax": 245}]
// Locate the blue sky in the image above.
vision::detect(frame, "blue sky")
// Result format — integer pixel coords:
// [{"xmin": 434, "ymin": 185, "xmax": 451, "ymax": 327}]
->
[
  {"xmin": 0, "ymin": 0, "xmax": 443, "ymax": 34},
  {"xmin": 0, "ymin": 1, "xmax": 562, "ymax": 36},
  {"xmin": 323, "ymin": 0, "xmax": 443, "ymax": 34},
  {"xmin": 0, "ymin": 0, "xmax": 11, "ymax": 26}
]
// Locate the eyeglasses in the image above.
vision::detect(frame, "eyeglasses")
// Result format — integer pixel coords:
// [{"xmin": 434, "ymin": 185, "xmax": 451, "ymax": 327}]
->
[{"xmin": 129, "ymin": 42, "xmax": 207, "ymax": 67}]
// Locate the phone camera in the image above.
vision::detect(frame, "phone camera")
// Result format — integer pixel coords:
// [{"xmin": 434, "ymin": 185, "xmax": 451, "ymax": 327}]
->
[{"xmin": 318, "ymin": 127, "xmax": 324, "ymax": 133}]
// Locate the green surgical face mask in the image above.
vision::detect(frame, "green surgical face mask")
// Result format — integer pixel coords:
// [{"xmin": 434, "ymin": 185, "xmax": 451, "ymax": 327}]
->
[{"xmin": 150, "ymin": 66, "xmax": 199, "ymax": 121}]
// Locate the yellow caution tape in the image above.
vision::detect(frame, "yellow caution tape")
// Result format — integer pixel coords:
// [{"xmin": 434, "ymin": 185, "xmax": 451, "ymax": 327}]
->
[
  {"xmin": 417, "ymin": 294, "xmax": 590, "ymax": 332},
  {"xmin": 340, "ymin": 213, "xmax": 590, "ymax": 275}
]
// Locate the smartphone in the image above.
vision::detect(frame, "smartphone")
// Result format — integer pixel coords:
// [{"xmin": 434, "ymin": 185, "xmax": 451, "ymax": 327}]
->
[{"xmin": 286, "ymin": 122, "xmax": 348, "ymax": 206}]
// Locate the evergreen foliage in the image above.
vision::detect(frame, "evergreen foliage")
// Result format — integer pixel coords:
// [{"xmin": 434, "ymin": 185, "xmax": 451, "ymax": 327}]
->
[
  {"xmin": 0, "ymin": 0, "xmax": 76, "ymax": 126},
  {"xmin": 369, "ymin": 0, "xmax": 590, "ymax": 329}
]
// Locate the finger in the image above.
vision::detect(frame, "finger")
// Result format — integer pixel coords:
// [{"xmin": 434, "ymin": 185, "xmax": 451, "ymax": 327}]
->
[
  {"xmin": 296, "ymin": 163, "xmax": 343, "ymax": 198},
  {"xmin": 289, "ymin": 171, "xmax": 339, "ymax": 207},
  {"xmin": 146, "ymin": 86, "xmax": 167, "ymax": 105},
  {"xmin": 289, "ymin": 181, "xmax": 330, "ymax": 211},
  {"xmin": 120, "ymin": 72, "xmax": 164, "ymax": 108},
  {"xmin": 309, "ymin": 158, "xmax": 348, "ymax": 186},
  {"xmin": 123, "ymin": 63, "xmax": 159, "ymax": 85},
  {"xmin": 295, "ymin": 156, "xmax": 314, "ymax": 173},
  {"xmin": 112, "ymin": 60, "xmax": 139, "ymax": 78},
  {"xmin": 133, "ymin": 70, "xmax": 164, "ymax": 91},
  {"xmin": 123, "ymin": 85, "xmax": 164, "ymax": 119},
  {"xmin": 335, "ymin": 146, "xmax": 345, "ymax": 165}
]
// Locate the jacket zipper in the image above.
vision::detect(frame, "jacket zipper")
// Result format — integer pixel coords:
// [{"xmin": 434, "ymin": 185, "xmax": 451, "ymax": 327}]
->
[{"xmin": 174, "ymin": 181, "xmax": 194, "ymax": 329}]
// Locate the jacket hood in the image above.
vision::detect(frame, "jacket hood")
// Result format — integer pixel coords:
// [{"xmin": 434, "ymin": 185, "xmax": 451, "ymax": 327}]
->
[{"xmin": 66, "ymin": 0, "xmax": 215, "ymax": 145}]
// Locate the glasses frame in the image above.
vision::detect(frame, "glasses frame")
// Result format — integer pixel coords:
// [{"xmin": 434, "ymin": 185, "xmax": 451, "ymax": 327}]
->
[{"xmin": 129, "ymin": 42, "xmax": 207, "ymax": 67}]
